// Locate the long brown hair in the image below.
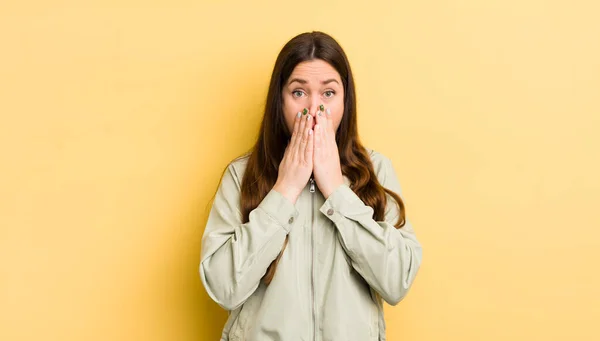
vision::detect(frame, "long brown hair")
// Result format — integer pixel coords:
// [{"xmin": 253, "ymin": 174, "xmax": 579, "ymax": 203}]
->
[{"xmin": 239, "ymin": 31, "xmax": 406, "ymax": 285}]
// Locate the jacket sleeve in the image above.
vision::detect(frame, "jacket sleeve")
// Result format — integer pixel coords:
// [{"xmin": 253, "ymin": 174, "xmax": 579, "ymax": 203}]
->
[
  {"xmin": 199, "ymin": 162, "xmax": 300, "ymax": 311},
  {"xmin": 319, "ymin": 155, "xmax": 423, "ymax": 306}
]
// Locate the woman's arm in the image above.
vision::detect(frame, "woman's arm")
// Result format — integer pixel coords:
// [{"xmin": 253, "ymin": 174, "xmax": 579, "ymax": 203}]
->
[
  {"xmin": 199, "ymin": 162, "xmax": 299, "ymax": 311},
  {"xmin": 320, "ymin": 155, "xmax": 423, "ymax": 306}
]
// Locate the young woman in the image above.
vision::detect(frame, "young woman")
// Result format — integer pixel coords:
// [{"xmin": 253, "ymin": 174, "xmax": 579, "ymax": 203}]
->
[{"xmin": 199, "ymin": 31, "xmax": 423, "ymax": 341}]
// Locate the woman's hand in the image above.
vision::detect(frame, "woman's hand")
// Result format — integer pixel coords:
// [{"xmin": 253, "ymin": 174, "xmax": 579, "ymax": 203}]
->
[
  {"xmin": 313, "ymin": 106, "xmax": 344, "ymax": 198},
  {"xmin": 273, "ymin": 110, "xmax": 314, "ymax": 204}
]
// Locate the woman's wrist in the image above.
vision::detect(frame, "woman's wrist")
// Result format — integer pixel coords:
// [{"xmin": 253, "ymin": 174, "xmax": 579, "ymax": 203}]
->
[{"xmin": 273, "ymin": 183, "xmax": 300, "ymax": 205}]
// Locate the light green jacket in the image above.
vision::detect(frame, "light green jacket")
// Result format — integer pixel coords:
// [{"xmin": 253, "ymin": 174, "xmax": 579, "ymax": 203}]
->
[{"xmin": 199, "ymin": 148, "xmax": 423, "ymax": 341}]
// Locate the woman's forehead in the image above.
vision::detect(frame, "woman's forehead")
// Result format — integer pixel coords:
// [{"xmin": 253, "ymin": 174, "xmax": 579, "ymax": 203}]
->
[{"xmin": 288, "ymin": 60, "xmax": 341, "ymax": 83}]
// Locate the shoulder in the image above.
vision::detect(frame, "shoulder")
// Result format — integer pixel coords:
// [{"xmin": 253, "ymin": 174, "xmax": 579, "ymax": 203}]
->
[
  {"xmin": 364, "ymin": 146, "xmax": 394, "ymax": 182},
  {"xmin": 364, "ymin": 146, "xmax": 404, "ymax": 196},
  {"xmin": 224, "ymin": 152, "xmax": 251, "ymax": 187},
  {"xmin": 229, "ymin": 151, "xmax": 251, "ymax": 171}
]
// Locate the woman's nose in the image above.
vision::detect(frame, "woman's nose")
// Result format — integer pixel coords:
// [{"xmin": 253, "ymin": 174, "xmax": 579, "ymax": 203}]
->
[{"xmin": 309, "ymin": 102, "xmax": 320, "ymax": 117}]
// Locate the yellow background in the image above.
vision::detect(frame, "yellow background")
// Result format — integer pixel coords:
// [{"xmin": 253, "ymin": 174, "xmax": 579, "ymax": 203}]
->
[{"xmin": 1, "ymin": 1, "xmax": 599, "ymax": 340}]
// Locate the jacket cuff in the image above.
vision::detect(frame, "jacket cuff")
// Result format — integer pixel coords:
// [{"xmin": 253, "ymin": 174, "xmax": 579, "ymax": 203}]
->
[
  {"xmin": 320, "ymin": 184, "xmax": 364, "ymax": 222},
  {"xmin": 258, "ymin": 188, "xmax": 300, "ymax": 233}
]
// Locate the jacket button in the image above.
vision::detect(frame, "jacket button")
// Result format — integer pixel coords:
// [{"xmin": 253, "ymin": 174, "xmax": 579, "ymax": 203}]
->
[
  {"xmin": 288, "ymin": 216, "xmax": 294, "ymax": 224},
  {"xmin": 327, "ymin": 208, "xmax": 334, "ymax": 216}
]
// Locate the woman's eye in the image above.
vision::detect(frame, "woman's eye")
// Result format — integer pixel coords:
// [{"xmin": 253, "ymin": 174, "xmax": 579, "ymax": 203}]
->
[
  {"xmin": 292, "ymin": 90, "xmax": 305, "ymax": 98},
  {"xmin": 324, "ymin": 90, "xmax": 335, "ymax": 98}
]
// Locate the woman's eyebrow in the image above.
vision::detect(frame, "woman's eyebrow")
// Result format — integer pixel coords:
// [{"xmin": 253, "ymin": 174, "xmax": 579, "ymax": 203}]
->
[
  {"xmin": 288, "ymin": 78, "xmax": 340, "ymax": 85},
  {"xmin": 322, "ymin": 79, "xmax": 340, "ymax": 85}
]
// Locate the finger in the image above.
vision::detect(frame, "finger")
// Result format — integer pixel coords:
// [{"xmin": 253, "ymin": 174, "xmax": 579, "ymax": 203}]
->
[
  {"xmin": 320, "ymin": 117, "xmax": 329, "ymax": 154},
  {"xmin": 318, "ymin": 105, "xmax": 331, "ymax": 147},
  {"xmin": 293, "ymin": 110, "xmax": 308, "ymax": 160},
  {"xmin": 294, "ymin": 109, "xmax": 308, "ymax": 161},
  {"xmin": 315, "ymin": 104, "xmax": 326, "ymax": 130},
  {"xmin": 299, "ymin": 115, "xmax": 311, "ymax": 163},
  {"xmin": 325, "ymin": 107, "xmax": 337, "ymax": 149},
  {"xmin": 305, "ymin": 124, "xmax": 314, "ymax": 165},
  {"xmin": 289, "ymin": 111, "xmax": 302, "ymax": 154},
  {"xmin": 314, "ymin": 121, "xmax": 321, "ymax": 156},
  {"xmin": 292, "ymin": 110, "xmax": 301, "ymax": 137},
  {"xmin": 313, "ymin": 105, "xmax": 323, "ymax": 148},
  {"xmin": 287, "ymin": 112, "xmax": 298, "ymax": 147},
  {"xmin": 325, "ymin": 107, "xmax": 335, "ymax": 134}
]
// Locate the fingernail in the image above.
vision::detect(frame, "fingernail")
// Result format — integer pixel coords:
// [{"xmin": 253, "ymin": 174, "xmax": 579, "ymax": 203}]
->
[
  {"xmin": 326, "ymin": 108, "xmax": 331, "ymax": 115},
  {"xmin": 309, "ymin": 129, "xmax": 313, "ymax": 135},
  {"xmin": 307, "ymin": 115, "xmax": 312, "ymax": 120},
  {"xmin": 319, "ymin": 104, "xmax": 325, "ymax": 112},
  {"xmin": 318, "ymin": 112, "xmax": 322, "ymax": 116},
  {"xmin": 297, "ymin": 112, "xmax": 301, "ymax": 118},
  {"xmin": 302, "ymin": 108, "xmax": 308, "ymax": 115}
]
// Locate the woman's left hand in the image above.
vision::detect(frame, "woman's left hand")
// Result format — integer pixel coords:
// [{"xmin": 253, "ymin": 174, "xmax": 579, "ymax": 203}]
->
[{"xmin": 313, "ymin": 106, "xmax": 344, "ymax": 198}]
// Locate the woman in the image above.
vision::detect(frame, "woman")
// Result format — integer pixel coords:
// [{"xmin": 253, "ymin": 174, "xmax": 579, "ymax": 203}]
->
[{"xmin": 199, "ymin": 31, "xmax": 423, "ymax": 341}]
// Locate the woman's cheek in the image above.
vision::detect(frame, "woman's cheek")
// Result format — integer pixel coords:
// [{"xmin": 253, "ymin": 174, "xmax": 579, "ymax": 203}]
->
[
  {"xmin": 283, "ymin": 96, "xmax": 300, "ymax": 114},
  {"xmin": 326, "ymin": 94, "xmax": 342, "ymax": 107},
  {"xmin": 334, "ymin": 104, "xmax": 344, "ymax": 129}
]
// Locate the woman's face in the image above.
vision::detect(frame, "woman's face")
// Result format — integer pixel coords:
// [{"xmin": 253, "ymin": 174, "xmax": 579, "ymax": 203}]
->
[{"xmin": 282, "ymin": 59, "xmax": 344, "ymax": 135}]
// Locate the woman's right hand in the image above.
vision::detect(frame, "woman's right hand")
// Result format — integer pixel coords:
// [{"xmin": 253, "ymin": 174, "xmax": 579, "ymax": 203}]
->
[{"xmin": 273, "ymin": 110, "xmax": 314, "ymax": 204}]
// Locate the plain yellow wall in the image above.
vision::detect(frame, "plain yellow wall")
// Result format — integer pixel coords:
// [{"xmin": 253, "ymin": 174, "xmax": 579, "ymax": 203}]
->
[{"xmin": 1, "ymin": 1, "xmax": 599, "ymax": 340}]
